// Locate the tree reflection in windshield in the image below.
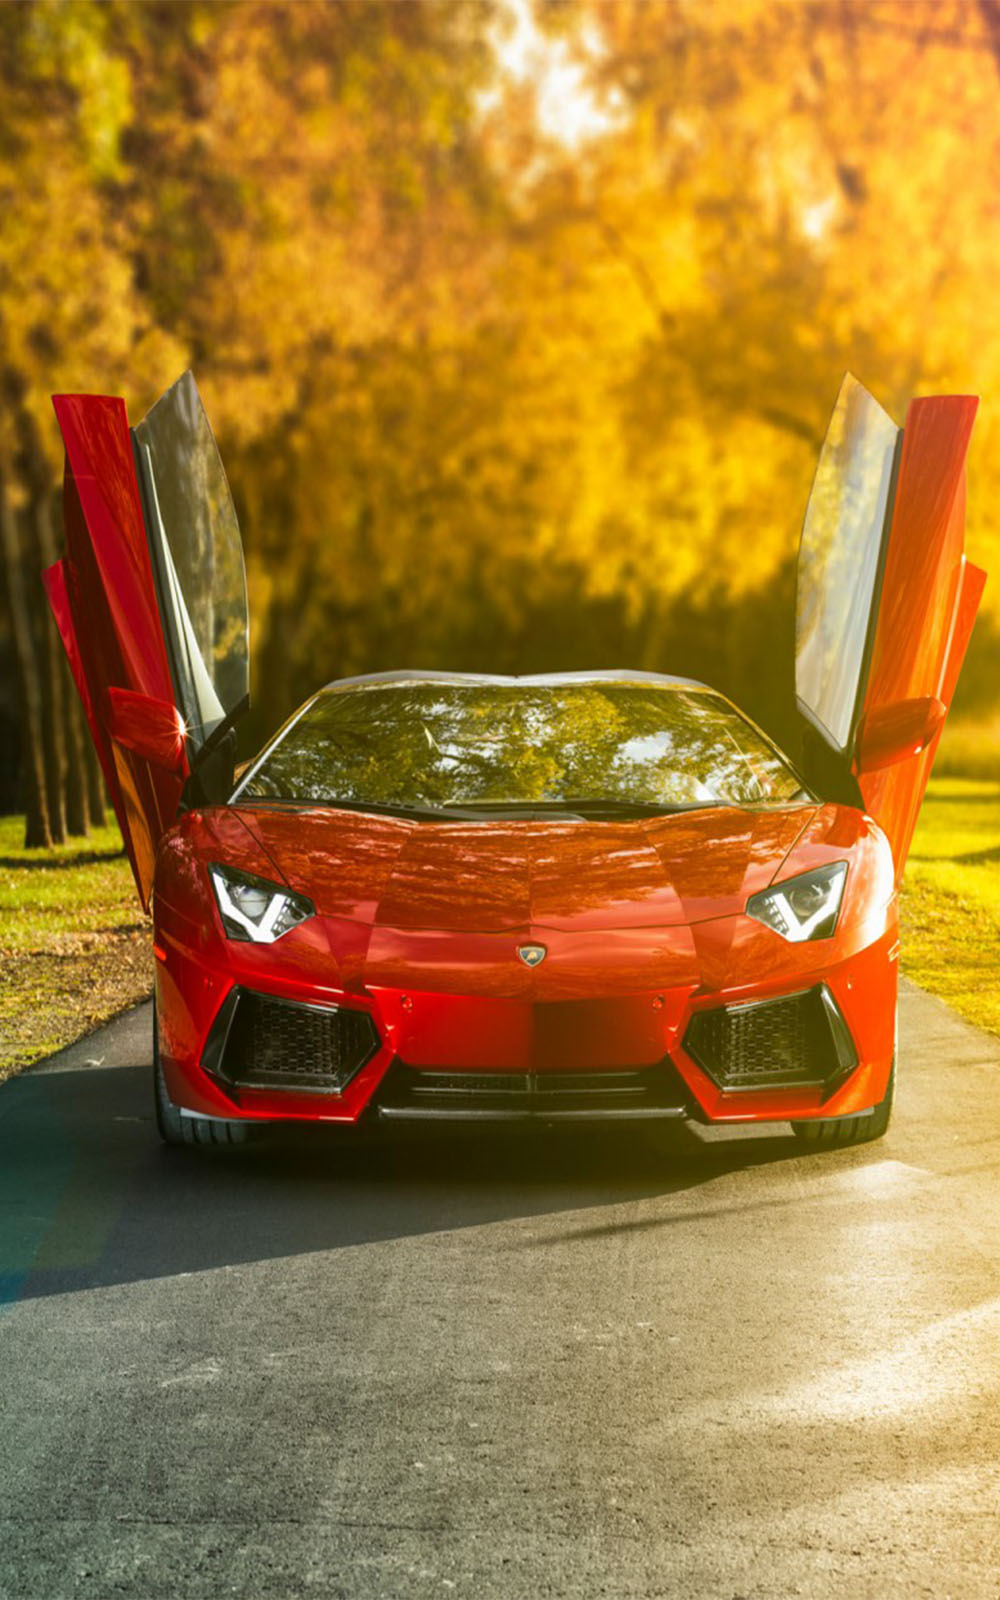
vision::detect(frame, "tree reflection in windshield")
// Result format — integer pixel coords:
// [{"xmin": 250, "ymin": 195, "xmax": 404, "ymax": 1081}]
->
[{"xmin": 241, "ymin": 681, "xmax": 806, "ymax": 814}]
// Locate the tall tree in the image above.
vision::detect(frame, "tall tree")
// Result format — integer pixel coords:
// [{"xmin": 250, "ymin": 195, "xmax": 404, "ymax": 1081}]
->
[{"xmin": 3, "ymin": 0, "xmax": 1000, "ymax": 826}]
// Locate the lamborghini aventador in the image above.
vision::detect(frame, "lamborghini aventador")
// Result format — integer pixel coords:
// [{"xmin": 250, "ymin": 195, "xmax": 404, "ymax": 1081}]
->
[{"xmin": 43, "ymin": 372, "xmax": 984, "ymax": 1149}]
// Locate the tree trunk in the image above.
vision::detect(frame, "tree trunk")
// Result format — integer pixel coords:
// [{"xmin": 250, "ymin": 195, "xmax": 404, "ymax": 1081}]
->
[
  {"xmin": 979, "ymin": 1, "xmax": 1000, "ymax": 76},
  {"xmin": 0, "ymin": 468, "xmax": 51, "ymax": 848},
  {"xmin": 35, "ymin": 478, "xmax": 89, "ymax": 835},
  {"xmin": 34, "ymin": 494, "xmax": 68, "ymax": 843}
]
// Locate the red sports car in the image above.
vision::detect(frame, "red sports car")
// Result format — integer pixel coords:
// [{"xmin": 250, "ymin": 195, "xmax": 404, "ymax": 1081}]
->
[{"xmin": 45, "ymin": 372, "xmax": 983, "ymax": 1150}]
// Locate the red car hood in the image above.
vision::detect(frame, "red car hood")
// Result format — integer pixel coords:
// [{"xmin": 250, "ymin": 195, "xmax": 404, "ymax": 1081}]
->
[{"xmin": 233, "ymin": 804, "xmax": 817, "ymax": 932}]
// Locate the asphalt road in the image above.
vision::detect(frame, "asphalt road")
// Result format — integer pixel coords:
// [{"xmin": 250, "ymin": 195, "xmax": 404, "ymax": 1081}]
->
[{"xmin": 1, "ymin": 979, "xmax": 999, "ymax": 1599}]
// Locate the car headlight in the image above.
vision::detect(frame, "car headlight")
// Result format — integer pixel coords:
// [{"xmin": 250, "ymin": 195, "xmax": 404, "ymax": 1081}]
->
[
  {"xmin": 209, "ymin": 864, "xmax": 314, "ymax": 943},
  {"xmin": 746, "ymin": 861, "xmax": 848, "ymax": 943}
]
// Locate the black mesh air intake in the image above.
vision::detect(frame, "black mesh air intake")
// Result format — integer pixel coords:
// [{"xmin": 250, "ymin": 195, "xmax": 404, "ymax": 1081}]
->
[
  {"xmin": 682, "ymin": 985, "xmax": 856, "ymax": 1093},
  {"xmin": 204, "ymin": 989, "xmax": 380, "ymax": 1095}
]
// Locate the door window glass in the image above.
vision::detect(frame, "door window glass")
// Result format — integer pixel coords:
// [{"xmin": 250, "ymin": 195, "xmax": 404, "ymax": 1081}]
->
[
  {"xmin": 133, "ymin": 372, "xmax": 249, "ymax": 751},
  {"xmin": 795, "ymin": 375, "xmax": 899, "ymax": 752}
]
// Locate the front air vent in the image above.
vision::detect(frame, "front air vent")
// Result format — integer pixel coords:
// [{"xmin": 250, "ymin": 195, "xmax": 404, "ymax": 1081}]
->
[
  {"xmin": 375, "ymin": 1063, "xmax": 690, "ymax": 1121},
  {"xmin": 682, "ymin": 985, "xmax": 856, "ymax": 1093},
  {"xmin": 203, "ymin": 989, "xmax": 380, "ymax": 1095}
]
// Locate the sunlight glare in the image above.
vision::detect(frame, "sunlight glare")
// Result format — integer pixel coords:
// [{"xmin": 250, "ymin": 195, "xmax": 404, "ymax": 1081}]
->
[{"xmin": 483, "ymin": 0, "xmax": 626, "ymax": 149}]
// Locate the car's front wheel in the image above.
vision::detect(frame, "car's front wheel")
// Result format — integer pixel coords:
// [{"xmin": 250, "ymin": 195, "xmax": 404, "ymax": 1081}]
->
[
  {"xmin": 153, "ymin": 1001, "xmax": 250, "ymax": 1147},
  {"xmin": 790, "ymin": 1057, "xmax": 895, "ymax": 1150}
]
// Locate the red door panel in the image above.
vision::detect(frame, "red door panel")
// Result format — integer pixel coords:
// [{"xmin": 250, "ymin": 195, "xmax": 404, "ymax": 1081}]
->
[
  {"xmin": 854, "ymin": 395, "xmax": 982, "ymax": 876},
  {"xmin": 53, "ymin": 395, "xmax": 175, "ymax": 695},
  {"xmin": 46, "ymin": 396, "xmax": 188, "ymax": 909}
]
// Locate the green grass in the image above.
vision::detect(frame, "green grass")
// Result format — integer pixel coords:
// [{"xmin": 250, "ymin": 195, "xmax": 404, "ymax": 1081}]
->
[
  {"xmin": 900, "ymin": 777, "xmax": 1000, "ymax": 1037},
  {"xmin": 0, "ymin": 815, "xmax": 140, "ymax": 951},
  {"xmin": 0, "ymin": 816, "xmax": 152, "ymax": 1078},
  {"xmin": 934, "ymin": 715, "xmax": 1000, "ymax": 782}
]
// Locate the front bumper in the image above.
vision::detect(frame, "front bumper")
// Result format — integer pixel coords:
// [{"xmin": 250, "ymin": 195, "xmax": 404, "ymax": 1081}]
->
[{"xmin": 153, "ymin": 892, "xmax": 899, "ymax": 1128}]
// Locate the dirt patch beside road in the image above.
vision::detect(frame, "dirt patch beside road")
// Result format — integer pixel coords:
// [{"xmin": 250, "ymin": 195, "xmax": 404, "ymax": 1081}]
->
[{"xmin": 0, "ymin": 929, "xmax": 152, "ymax": 1080}]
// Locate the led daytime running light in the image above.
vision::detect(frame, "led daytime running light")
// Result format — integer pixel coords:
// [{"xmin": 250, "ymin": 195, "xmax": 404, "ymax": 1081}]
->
[
  {"xmin": 746, "ymin": 861, "xmax": 848, "ymax": 943},
  {"xmin": 209, "ymin": 864, "xmax": 314, "ymax": 944}
]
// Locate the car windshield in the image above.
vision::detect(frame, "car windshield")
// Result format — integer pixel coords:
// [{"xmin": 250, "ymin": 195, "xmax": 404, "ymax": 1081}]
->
[{"xmin": 237, "ymin": 681, "xmax": 808, "ymax": 816}]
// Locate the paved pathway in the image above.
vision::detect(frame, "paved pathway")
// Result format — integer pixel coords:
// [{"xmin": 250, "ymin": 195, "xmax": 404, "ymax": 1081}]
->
[{"xmin": 1, "ymin": 980, "xmax": 998, "ymax": 1597}]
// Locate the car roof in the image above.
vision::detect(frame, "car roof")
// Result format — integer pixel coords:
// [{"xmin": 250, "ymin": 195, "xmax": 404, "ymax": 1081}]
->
[{"xmin": 319, "ymin": 669, "xmax": 713, "ymax": 693}]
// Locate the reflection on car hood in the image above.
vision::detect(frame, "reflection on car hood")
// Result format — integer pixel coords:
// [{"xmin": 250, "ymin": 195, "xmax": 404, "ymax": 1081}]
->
[{"xmin": 233, "ymin": 804, "xmax": 818, "ymax": 931}]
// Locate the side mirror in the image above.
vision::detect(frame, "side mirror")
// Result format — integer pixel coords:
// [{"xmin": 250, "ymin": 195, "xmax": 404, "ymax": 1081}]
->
[
  {"xmin": 854, "ymin": 696, "xmax": 946, "ymax": 775},
  {"xmin": 107, "ymin": 686, "xmax": 187, "ymax": 773}
]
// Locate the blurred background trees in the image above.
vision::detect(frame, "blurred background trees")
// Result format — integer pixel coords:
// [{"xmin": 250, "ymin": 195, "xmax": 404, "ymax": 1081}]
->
[{"xmin": 3, "ymin": 0, "xmax": 1000, "ymax": 845}]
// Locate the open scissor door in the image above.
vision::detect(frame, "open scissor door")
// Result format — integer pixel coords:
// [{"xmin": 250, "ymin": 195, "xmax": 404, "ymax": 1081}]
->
[
  {"xmin": 795, "ymin": 374, "xmax": 983, "ymax": 878},
  {"xmin": 45, "ymin": 373, "xmax": 249, "ymax": 909}
]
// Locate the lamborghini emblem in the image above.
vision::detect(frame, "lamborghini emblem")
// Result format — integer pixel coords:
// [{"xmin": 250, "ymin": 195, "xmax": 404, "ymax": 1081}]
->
[{"xmin": 518, "ymin": 943, "xmax": 547, "ymax": 967}]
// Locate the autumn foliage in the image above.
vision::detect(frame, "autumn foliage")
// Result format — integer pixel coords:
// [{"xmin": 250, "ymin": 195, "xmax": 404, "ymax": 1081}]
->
[{"xmin": 2, "ymin": 0, "xmax": 999, "ymax": 846}]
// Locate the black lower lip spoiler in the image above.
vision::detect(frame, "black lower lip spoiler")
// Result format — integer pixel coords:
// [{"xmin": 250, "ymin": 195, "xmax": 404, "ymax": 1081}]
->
[{"xmin": 376, "ymin": 1104, "xmax": 688, "ymax": 1123}]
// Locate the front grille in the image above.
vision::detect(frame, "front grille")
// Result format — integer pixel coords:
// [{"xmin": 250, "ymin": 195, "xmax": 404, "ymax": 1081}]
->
[
  {"xmin": 204, "ymin": 989, "xmax": 380, "ymax": 1095},
  {"xmin": 682, "ymin": 985, "xmax": 856, "ymax": 1093},
  {"xmin": 375, "ymin": 1063, "xmax": 690, "ymax": 1121}
]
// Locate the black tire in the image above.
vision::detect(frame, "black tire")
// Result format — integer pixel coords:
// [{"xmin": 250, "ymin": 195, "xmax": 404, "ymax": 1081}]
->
[
  {"xmin": 791, "ymin": 1057, "xmax": 895, "ymax": 1150},
  {"xmin": 153, "ymin": 1000, "xmax": 250, "ymax": 1147}
]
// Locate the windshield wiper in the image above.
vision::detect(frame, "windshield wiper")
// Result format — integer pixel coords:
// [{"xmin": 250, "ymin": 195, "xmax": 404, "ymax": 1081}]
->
[
  {"xmin": 233, "ymin": 795, "xmax": 499, "ymax": 822},
  {"xmin": 447, "ymin": 797, "xmax": 729, "ymax": 818},
  {"xmin": 234, "ymin": 795, "xmax": 738, "ymax": 823},
  {"xmin": 547, "ymin": 798, "xmax": 730, "ymax": 818}
]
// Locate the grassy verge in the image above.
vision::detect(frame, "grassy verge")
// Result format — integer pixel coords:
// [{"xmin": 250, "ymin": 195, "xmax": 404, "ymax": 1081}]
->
[
  {"xmin": 0, "ymin": 815, "xmax": 152, "ymax": 1081},
  {"xmin": 899, "ymin": 777, "xmax": 1000, "ymax": 1036},
  {"xmin": 934, "ymin": 715, "xmax": 1000, "ymax": 782}
]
